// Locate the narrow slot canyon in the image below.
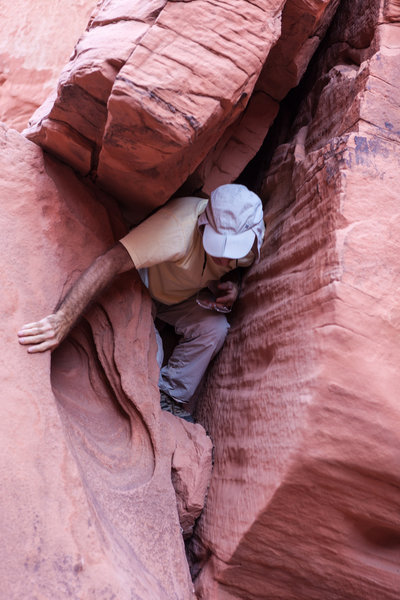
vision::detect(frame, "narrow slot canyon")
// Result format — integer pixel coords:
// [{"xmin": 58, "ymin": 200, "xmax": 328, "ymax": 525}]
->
[{"xmin": 1, "ymin": 1, "xmax": 400, "ymax": 599}]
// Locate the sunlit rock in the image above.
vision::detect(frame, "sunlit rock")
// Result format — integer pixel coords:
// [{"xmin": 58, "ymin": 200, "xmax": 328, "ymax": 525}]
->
[{"xmin": 0, "ymin": 124, "xmax": 210, "ymax": 600}]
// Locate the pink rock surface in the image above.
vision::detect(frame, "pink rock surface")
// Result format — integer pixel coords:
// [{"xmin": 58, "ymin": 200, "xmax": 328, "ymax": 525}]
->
[
  {"xmin": 4, "ymin": 0, "xmax": 400, "ymax": 597},
  {"xmin": 384, "ymin": 0, "xmax": 400, "ymax": 20},
  {"xmin": 25, "ymin": 0, "xmax": 168, "ymax": 194},
  {"xmin": 0, "ymin": 124, "xmax": 212, "ymax": 599},
  {"xmin": 169, "ymin": 414, "xmax": 213, "ymax": 539},
  {"xmin": 0, "ymin": 0, "xmax": 95, "ymax": 131},
  {"xmin": 95, "ymin": 0, "xmax": 281, "ymax": 220},
  {"xmin": 24, "ymin": 0, "xmax": 341, "ymax": 223},
  {"xmin": 25, "ymin": 0, "xmax": 282, "ymax": 222},
  {"xmin": 191, "ymin": 1, "xmax": 400, "ymax": 598},
  {"xmin": 197, "ymin": 0, "xmax": 342, "ymax": 194}
]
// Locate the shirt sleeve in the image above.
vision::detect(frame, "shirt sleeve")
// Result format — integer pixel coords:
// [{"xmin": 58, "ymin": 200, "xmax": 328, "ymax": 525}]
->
[{"xmin": 119, "ymin": 203, "xmax": 187, "ymax": 269}]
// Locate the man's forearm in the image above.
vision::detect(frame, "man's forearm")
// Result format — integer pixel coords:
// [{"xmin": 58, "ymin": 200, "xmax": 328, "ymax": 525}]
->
[
  {"xmin": 56, "ymin": 245, "xmax": 131, "ymax": 330},
  {"xmin": 18, "ymin": 243, "xmax": 134, "ymax": 353}
]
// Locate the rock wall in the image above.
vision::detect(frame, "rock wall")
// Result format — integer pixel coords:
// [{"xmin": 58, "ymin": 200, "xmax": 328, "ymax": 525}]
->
[
  {"xmin": 191, "ymin": 1, "xmax": 400, "ymax": 598},
  {"xmin": 0, "ymin": 0, "xmax": 96, "ymax": 131},
  {"xmin": 3, "ymin": 0, "xmax": 400, "ymax": 598},
  {"xmin": 0, "ymin": 124, "xmax": 211, "ymax": 599},
  {"xmin": 24, "ymin": 0, "xmax": 340, "ymax": 224}
]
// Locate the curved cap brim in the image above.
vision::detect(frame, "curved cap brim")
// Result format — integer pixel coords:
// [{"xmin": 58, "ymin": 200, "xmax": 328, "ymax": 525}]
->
[{"xmin": 202, "ymin": 225, "xmax": 255, "ymax": 259}]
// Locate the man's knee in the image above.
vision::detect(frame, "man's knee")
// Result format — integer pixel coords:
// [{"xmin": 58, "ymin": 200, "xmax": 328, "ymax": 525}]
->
[
  {"xmin": 199, "ymin": 313, "xmax": 229, "ymax": 351},
  {"xmin": 215, "ymin": 314, "xmax": 230, "ymax": 343}
]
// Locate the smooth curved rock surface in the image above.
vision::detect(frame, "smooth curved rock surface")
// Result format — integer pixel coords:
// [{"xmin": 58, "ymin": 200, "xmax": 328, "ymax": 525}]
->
[
  {"xmin": 0, "ymin": 124, "xmax": 212, "ymax": 599},
  {"xmin": 191, "ymin": 1, "xmax": 400, "ymax": 598},
  {"xmin": 24, "ymin": 0, "xmax": 340, "ymax": 224},
  {"xmin": 0, "ymin": 0, "xmax": 96, "ymax": 131}
]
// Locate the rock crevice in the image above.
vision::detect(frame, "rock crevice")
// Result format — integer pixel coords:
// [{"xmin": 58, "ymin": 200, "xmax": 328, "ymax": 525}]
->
[{"xmin": 2, "ymin": 1, "xmax": 400, "ymax": 598}]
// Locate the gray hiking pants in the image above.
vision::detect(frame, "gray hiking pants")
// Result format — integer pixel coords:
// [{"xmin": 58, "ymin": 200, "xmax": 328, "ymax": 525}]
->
[{"xmin": 155, "ymin": 296, "xmax": 230, "ymax": 403}]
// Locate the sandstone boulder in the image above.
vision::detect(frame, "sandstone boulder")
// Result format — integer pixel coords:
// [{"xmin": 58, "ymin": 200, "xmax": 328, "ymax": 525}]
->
[
  {"xmin": 24, "ymin": 0, "xmax": 341, "ymax": 224},
  {"xmin": 0, "ymin": 124, "xmax": 212, "ymax": 600},
  {"xmin": 196, "ymin": 0, "xmax": 342, "ymax": 195}
]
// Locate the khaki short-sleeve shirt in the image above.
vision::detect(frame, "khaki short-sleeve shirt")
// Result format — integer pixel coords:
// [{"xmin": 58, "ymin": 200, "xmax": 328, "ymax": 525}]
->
[{"xmin": 120, "ymin": 196, "xmax": 253, "ymax": 305}]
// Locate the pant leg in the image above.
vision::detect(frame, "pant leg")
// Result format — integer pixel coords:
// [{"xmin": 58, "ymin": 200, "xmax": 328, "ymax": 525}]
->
[
  {"xmin": 156, "ymin": 296, "xmax": 229, "ymax": 403},
  {"xmin": 139, "ymin": 268, "xmax": 165, "ymax": 369},
  {"xmin": 154, "ymin": 324, "xmax": 164, "ymax": 369}
]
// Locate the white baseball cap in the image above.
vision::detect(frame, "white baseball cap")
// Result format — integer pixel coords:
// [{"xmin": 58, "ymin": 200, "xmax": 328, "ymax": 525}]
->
[{"xmin": 198, "ymin": 184, "xmax": 265, "ymax": 262}]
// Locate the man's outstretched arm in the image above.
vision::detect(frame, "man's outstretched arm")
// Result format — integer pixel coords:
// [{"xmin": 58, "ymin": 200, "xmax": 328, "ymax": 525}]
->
[{"xmin": 18, "ymin": 243, "xmax": 134, "ymax": 353}]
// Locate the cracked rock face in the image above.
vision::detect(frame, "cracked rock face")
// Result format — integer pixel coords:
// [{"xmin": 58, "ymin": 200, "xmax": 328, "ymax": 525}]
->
[
  {"xmin": 24, "ymin": 0, "xmax": 339, "ymax": 224},
  {"xmin": 0, "ymin": 125, "xmax": 211, "ymax": 600},
  {"xmin": 191, "ymin": 1, "xmax": 400, "ymax": 598}
]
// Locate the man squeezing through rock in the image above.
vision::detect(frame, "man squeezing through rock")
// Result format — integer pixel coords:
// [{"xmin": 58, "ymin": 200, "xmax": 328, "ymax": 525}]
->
[{"xmin": 18, "ymin": 184, "xmax": 265, "ymax": 422}]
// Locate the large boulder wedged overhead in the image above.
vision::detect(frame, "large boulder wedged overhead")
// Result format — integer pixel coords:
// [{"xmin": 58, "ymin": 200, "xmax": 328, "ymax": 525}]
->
[
  {"xmin": 24, "ymin": 0, "xmax": 340, "ymax": 223},
  {"xmin": 195, "ymin": 0, "xmax": 342, "ymax": 195}
]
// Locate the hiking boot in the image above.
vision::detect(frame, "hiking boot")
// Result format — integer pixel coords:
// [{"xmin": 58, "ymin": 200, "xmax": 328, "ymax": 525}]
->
[{"xmin": 160, "ymin": 392, "xmax": 194, "ymax": 423}]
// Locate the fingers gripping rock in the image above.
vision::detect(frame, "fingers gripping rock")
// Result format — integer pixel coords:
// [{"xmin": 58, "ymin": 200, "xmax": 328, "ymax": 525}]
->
[{"xmin": 18, "ymin": 313, "xmax": 64, "ymax": 353}]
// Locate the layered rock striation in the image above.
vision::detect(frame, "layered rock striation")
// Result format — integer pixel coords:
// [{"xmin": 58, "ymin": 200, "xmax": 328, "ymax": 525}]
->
[
  {"xmin": 191, "ymin": 1, "xmax": 400, "ymax": 598},
  {"xmin": 3, "ymin": 0, "xmax": 400, "ymax": 598}
]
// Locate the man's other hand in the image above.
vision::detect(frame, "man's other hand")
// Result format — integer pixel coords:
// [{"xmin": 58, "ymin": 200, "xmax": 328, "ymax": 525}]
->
[
  {"xmin": 215, "ymin": 281, "xmax": 239, "ymax": 308},
  {"xmin": 18, "ymin": 313, "xmax": 65, "ymax": 353}
]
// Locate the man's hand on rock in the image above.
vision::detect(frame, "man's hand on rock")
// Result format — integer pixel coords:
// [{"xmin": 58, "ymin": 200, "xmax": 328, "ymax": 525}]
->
[
  {"xmin": 18, "ymin": 312, "xmax": 66, "ymax": 353},
  {"xmin": 18, "ymin": 244, "xmax": 135, "ymax": 355},
  {"xmin": 215, "ymin": 281, "xmax": 239, "ymax": 308}
]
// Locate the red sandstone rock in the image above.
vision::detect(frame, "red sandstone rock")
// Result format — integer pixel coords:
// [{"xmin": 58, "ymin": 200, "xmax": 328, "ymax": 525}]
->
[
  {"xmin": 25, "ymin": 0, "xmax": 282, "ymax": 222},
  {"xmin": 191, "ymin": 1, "xmax": 400, "ymax": 598},
  {"xmin": 25, "ymin": 0, "xmax": 168, "ymax": 190},
  {"xmin": 169, "ymin": 415, "xmax": 213, "ymax": 539},
  {"xmin": 197, "ymin": 91, "xmax": 280, "ymax": 196},
  {"xmin": 197, "ymin": 0, "xmax": 342, "ymax": 194},
  {"xmin": 0, "ymin": 124, "xmax": 211, "ymax": 599},
  {"xmin": 94, "ymin": 0, "xmax": 281, "ymax": 221},
  {"xmin": 384, "ymin": 0, "xmax": 400, "ymax": 21},
  {"xmin": 4, "ymin": 0, "xmax": 400, "ymax": 598},
  {"xmin": 24, "ymin": 0, "xmax": 341, "ymax": 224},
  {"xmin": 0, "ymin": 0, "xmax": 95, "ymax": 131}
]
